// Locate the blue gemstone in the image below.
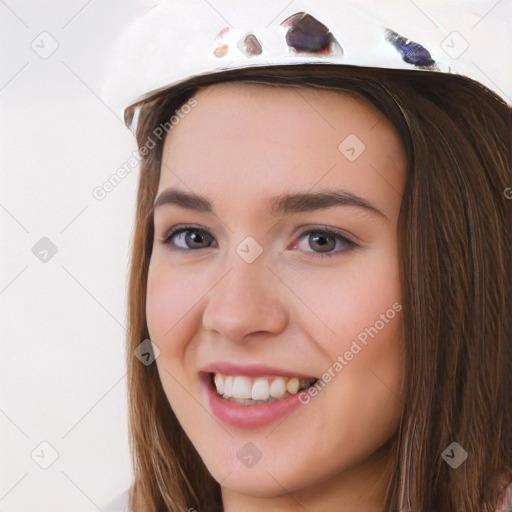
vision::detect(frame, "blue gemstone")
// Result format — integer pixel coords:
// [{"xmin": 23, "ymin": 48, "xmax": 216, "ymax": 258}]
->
[{"xmin": 385, "ymin": 29, "xmax": 435, "ymax": 67}]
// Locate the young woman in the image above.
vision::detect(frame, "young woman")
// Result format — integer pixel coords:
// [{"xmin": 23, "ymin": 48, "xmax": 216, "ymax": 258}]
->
[{"xmin": 103, "ymin": 2, "xmax": 512, "ymax": 511}]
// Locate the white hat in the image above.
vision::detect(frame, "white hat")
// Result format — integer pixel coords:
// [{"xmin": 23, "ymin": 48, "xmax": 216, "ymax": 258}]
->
[{"xmin": 102, "ymin": 0, "xmax": 512, "ymax": 132}]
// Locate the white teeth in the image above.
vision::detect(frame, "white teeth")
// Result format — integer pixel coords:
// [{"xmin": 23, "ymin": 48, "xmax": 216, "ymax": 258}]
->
[
  {"xmin": 251, "ymin": 378, "xmax": 270, "ymax": 400},
  {"xmin": 286, "ymin": 377, "xmax": 299, "ymax": 395},
  {"xmin": 213, "ymin": 373, "xmax": 314, "ymax": 401},
  {"xmin": 224, "ymin": 375, "xmax": 233, "ymax": 397},
  {"xmin": 214, "ymin": 374, "xmax": 224, "ymax": 396},
  {"xmin": 232, "ymin": 376, "xmax": 252, "ymax": 399},
  {"xmin": 269, "ymin": 377, "xmax": 286, "ymax": 398}
]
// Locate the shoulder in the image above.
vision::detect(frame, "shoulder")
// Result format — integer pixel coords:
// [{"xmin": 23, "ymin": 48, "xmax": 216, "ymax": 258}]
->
[{"xmin": 103, "ymin": 487, "xmax": 130, "ymax": 512}]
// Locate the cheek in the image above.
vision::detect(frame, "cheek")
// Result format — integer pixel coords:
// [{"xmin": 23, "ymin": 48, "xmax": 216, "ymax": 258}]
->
[
  {"xmin": 284, "ymin": 248, "xmax": 402, "ymax": 349},
  {"xmin": 324, "ymin": 250, "xmax": 404, "ymax": 447},
  {"xmin": 145, "ymin": 260, "xmax": 203, "ymax": 346},
  {"xmin": 293, "ymin": 247, "xmax": 404, "ymax": 414},
  {"xmin": 339, "ymin": 260, "xmax": 402, "ymax": 352},
  {"xmin": 146, "ymin": 265, "xmax": 175, "ymax": 339},
  {"xmin": 145, "ymin": 262, "xmax": 204, "ymax": 419}
]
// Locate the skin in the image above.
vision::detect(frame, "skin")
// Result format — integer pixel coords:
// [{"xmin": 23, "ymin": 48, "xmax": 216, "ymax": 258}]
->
[{"xmin": 146, "ymin": 82, "xmax": 406, "ymax": 511}]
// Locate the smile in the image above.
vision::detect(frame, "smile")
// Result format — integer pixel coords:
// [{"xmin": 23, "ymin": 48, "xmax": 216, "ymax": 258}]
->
[
  {"xmin": 200, "ymin": 364, "xmax": 321, "ymax": 428},
  {"xmin": 211, "ymin": 373, "xmax": 318, "ymax": 405}
]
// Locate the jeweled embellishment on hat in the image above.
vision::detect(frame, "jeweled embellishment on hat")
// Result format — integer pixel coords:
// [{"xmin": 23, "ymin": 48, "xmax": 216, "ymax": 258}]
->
[
  {"xmin": 237, "ymin": 33, "xmax": 262, "ymax": 56},
  {"xmin": 385, "ymin": 29, "xmax": 435, "ymax": 68},
  {"xmin": 213, "ymin": 26, "xmax": 230, "ymax": 57},
  {"xmin": 213, "ymin": 44, "xmax": 228, "ymax": 57},
  {"xmin": 281, "ymin": 12, "xmax": 343, "ymax": 55}
]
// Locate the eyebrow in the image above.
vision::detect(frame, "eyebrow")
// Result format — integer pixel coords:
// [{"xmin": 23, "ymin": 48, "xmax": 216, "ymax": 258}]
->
[{"xmin": 153, "ymin": 187, "xmax": 387, "ymax": 219}]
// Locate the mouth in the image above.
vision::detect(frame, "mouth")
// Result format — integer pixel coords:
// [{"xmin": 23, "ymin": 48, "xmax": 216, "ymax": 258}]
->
[{"xmin": 209, "ymin": 372, "xmax": 319, "ymax": 406}]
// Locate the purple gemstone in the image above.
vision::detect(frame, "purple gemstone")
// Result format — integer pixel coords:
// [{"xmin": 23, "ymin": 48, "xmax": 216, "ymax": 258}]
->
[
  {"xmin": 281, "ymin": 12, "xmax": 333, "ymax": 53},
  {"xmin": 243, "ymin": 33, "xmax": 262, "ymax": 55}
]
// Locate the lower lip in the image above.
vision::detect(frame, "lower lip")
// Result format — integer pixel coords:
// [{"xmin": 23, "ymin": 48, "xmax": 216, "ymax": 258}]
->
[{"xmin": 202, "ymin": 374, "xmax": 307, "ymax": 429}]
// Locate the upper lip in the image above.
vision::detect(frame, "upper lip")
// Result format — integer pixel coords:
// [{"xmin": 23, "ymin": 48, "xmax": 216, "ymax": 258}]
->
[{"xmin": 200, "ymin": 361, "xmax": 318, "ymax": 379}]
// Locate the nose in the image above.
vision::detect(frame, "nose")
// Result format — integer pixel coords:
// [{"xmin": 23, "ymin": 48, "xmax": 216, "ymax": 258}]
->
[{"xmin": 201, "ymin": 253, "xmax": 289, "ymax": 343}]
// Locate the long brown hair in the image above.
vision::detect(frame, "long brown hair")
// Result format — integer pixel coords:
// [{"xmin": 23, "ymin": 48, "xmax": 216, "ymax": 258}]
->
[{"xmin": 124, "ymin": 64, "xmax": 512, "ymax": 511}]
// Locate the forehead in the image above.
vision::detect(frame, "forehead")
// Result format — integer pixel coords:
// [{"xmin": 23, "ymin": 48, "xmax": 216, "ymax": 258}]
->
[{"xmin": 158, "ymin": 82, "xmax": 406, "ymax": 220}]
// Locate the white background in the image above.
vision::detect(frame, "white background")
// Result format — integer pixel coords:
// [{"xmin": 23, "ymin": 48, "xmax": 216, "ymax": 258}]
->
[
  {"xmin": 0, "ymin": 1, "xmax": 150, "ymax": 510},
  {"xmin": 1, "ymin": 1, "xmax": 511, "ymax": 511}
]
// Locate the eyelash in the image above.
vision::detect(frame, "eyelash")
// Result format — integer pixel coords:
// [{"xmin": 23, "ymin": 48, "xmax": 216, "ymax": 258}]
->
[{"xmin": 160, "ymin": 224, "xmax": 357, "ymax": 258}]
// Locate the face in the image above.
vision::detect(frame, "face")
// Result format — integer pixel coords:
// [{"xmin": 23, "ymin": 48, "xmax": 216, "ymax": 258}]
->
[{"xmin": 146, "ymin": 82, "xmax": 406, "ymax": 507}]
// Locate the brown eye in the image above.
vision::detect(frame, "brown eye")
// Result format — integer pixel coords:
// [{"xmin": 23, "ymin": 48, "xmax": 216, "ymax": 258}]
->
[
  {"xmin": 163, "ymin": 226, "xmax": 214, "ymax": 250},
  {"xmin": 293, "ymin": 227, "xmax": 356, "ymax": 258},
  {"xmin": 161, "ymin": 224, "xmax": 356, "ymax": 258},
  {"xmin": 309, "ymin": 231, "xmax": 336, "ymax": 252}
]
